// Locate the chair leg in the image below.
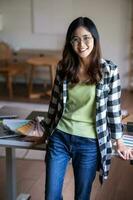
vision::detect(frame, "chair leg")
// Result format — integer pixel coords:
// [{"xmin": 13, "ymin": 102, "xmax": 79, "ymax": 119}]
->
[{"xmin": 7, "ymin": 75, "xmax": 13, "ymax": 99}]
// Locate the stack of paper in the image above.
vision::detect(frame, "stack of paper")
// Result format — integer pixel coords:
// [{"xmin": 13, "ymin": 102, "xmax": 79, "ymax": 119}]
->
[
  {"xmin": 3, "ymin": 119, "xmax": 30, "ymax": 129},
  {"xmin": 3, "ymin": 119, "xmax": 44, "ymax": 138},
  {"xmin": 123, "ymin": 134, "xmax": 133, "ymax": 147}
]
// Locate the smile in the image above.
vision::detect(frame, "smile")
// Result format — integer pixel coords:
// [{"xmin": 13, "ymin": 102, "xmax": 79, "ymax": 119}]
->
[{"xmin": 79, "ymin": 48, "xmax": 88, "ymax": 53}]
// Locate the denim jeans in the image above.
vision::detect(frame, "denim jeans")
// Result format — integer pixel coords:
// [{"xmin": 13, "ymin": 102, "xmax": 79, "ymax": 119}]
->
[{"xmin": 45, "ymin": 129, "xmax": 100, "ymax": 200}]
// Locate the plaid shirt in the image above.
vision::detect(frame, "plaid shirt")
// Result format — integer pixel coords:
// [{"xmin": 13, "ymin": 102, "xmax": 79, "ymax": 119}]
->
[{"xmin": 42, "ymin": 58, "xmax": 123, "ymax": 182}]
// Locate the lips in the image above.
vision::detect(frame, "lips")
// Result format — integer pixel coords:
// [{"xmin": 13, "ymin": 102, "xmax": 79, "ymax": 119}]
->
[{"xmin": 79, "ymin": 48, "xmax": 88, "ymax": 53}]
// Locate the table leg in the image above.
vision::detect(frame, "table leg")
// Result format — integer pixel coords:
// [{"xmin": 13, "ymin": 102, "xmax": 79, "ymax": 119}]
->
[
  {"xmin": 7, "ymin": 75, "xmax": 13, "ymax": 99},
  {"xmin": 5, "ymin": 148, "xmax": 31, "ymax": 200},
  {"xmin": 6, "ymin": 147, "xmax": 16, "ymax": 200},
  {"xmin": 50, "ymin": 64, "xmax": 55, "ymax": 86},
  {"xmin": 28, "ymin": 65, "xmax": 34, "ymax": 98}
]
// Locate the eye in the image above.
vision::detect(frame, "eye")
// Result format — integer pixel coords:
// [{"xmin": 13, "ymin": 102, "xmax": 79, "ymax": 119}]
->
[
  {"xmin": 71, "ymin": 37, "xmax": 80, "ymax": 45},
  {"xmin": 83, "ymin": 36, "xmax": 92, "ymax": 42}
]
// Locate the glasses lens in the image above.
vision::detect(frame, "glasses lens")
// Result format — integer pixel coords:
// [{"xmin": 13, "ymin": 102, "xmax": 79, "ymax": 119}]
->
[
  {"xmin": 71, "ymin": 37, "xmax": 79, "ymax": 46},
  {"xmin": 83, "ymin": 36, "xmax": 93, "ymax": 44},
  {"xmin": 71, "ymin": 36, "xmax": 92, "ymax": 46}
]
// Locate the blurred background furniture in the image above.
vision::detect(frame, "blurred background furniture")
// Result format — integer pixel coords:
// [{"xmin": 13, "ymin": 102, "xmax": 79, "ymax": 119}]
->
[
  {"xmin": 0, "ymin": 42, "xmax": 28, "ymax": 99},
  {"xmin": 27, "ymin": 55, "xmax": 60, "ymax": 98}
]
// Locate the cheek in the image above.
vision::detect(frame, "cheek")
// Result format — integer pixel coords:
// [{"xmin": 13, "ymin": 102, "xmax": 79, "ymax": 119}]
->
[{"xmin": 89, "ymin": 40, "xmax": 94, "ymax": 50}]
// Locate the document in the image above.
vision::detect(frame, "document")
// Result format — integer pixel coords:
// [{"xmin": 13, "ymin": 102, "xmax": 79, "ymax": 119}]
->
[
  {"xmin": 3, "ymin": 118, "xmax": 44, "ymax": 138},
  {"xmin": 123, "ymin": 135, "xmax": 133, "ymax": 147}
]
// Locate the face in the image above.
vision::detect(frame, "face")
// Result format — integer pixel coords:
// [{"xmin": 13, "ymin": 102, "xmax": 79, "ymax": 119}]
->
[{"xmin": 71, "ymin": 26, "xmax": 94, "ymax": 61}]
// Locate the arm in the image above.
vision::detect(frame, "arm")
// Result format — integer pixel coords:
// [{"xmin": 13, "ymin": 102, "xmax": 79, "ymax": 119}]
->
[
  {"xmin": 107, "ymin": 65, "xmax": 122, "ymax": 139},
  {"xmin": 107, "ymin": 65, "xmax": 133, "ymax": 160},
  {"xmin": 40, "ymin": 64, "xmax": 62, "ymax": 135}
]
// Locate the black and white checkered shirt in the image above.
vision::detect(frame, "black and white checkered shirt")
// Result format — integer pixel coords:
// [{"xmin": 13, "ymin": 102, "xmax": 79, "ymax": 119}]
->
[{"xmin": 42, "ymin": 58, "xmax": 123, "ymax": 182}]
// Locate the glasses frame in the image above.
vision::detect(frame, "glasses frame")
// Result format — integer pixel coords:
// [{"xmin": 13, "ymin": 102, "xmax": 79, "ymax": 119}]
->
[{"xmin": 70, "ymin": 35, "xmax": 93, "ymax": 47}]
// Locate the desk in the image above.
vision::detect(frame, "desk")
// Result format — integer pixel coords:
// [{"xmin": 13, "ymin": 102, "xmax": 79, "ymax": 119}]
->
[
  {"xmin": 0, "ymin": 106, "xmax": 46, "ymax": 200},
  {"xmin": 27, "ymin": 56, "xmax": 59, "ymax": 98},
  {"xmin": 122, "ymin": 114, "xmax": 133, "ymax": 124}
]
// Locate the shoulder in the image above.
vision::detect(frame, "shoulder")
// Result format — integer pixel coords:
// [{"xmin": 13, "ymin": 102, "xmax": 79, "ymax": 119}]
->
[{"xmin": 100, "ymin": 58, "xmax": 118, "ymax": 74}]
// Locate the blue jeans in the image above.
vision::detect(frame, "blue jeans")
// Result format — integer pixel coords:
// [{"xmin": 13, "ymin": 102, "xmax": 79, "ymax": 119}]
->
[{"xmin": 45, "ymin": 129, "xmax": 100, "ymax": 200}]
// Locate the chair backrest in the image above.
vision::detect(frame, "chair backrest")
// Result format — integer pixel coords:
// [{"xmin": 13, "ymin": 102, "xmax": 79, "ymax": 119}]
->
[{"xmin": 0, "ymin": 42, "xmax": 12, "ymax": 61}]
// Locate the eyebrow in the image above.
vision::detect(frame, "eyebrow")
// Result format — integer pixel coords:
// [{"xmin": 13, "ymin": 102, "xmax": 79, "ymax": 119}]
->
[{"xmin": 73, "ymin": 34, "xmax": 91, "ymax": 38}]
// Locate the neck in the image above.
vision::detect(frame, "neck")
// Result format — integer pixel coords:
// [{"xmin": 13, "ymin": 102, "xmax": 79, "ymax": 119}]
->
[{"xmin": 80, "ymin": 57, "xmax": 90, "ymax": 68}]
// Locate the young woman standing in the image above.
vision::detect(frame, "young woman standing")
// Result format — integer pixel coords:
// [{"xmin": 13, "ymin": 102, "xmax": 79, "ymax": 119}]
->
[{"xmin": 40, "ymin": 17, "xmax": 133, "ymax": 200}]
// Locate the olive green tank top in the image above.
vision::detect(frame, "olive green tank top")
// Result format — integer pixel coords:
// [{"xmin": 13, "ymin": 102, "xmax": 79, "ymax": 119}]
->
[{"xmin": 57, "ymin": 83, "xmax": 97, "ymax": 138}]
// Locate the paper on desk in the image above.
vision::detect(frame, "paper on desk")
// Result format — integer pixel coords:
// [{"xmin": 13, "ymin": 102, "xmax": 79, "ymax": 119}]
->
[
  {"xmin": 113, "ymin": 134, "xmax": 133, "ymax": 148},
  {"xmin": 3, "ymin": 119, "xmax": 30, "ymax": 130},
  {"xmin": 123, "ymin": 135, "xmax": 133, "ymax": 147},
  {"xmin": 3, "ymin": 119, "xmax": 44, "ymax": 137},
  {"xmin": 3, "ymin": 119, "xmax": 34, "ymax": 136}
]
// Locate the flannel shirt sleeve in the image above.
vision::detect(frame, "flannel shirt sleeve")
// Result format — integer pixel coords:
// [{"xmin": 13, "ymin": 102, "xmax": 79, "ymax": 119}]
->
[
  {"xmin": 40, "ymin": 65, "xmax": 61, "ymax": 134},
  {"xmin": 107, "ymin": 65, "xmax": 123, "ymax": 139}
]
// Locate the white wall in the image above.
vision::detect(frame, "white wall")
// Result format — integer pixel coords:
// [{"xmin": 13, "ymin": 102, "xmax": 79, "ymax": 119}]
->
[{"xmin": 0, "ymin": 0, "xmax": 132, "ymax": 88}]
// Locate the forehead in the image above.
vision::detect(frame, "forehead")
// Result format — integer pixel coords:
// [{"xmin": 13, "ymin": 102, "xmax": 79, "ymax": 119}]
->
[{"xmin": 73, "ymin": 26, "xmax": 92, "ymax": 37}]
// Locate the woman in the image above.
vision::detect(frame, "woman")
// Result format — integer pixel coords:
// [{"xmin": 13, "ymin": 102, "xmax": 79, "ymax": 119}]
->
[{"xmin": 40, "ymin": 17, "xmax": 133, "ymax": 200}]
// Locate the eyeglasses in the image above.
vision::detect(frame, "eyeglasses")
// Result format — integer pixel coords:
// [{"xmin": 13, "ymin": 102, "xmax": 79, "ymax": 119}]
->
[{"xmin": 70, "ymin": 35, "xmax": 93, "ymax": 47}]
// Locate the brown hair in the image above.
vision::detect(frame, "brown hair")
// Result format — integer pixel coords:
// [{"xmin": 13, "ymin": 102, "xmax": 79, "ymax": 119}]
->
[{"xmin": 59, "ymin": 17, "xmax": 102, "ymax": 84}]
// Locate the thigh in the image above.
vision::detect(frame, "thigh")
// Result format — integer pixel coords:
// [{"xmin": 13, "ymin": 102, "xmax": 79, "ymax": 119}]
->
[
  {"xmin": 45, "ymin": 130, "xmax": 71, "ymax": 200},
  {"xmin": 72, "ymin": 137, "xmax": 100, "ymax": 200}
]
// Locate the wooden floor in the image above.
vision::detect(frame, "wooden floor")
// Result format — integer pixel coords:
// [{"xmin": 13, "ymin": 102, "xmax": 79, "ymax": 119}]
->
[
  {"xmin": 0, "ymin": 85, "xmax": 133, "ymax": 200},
  {"xmin": 1, "ymin": 157, "xmax": 133, "ymax": 200}
]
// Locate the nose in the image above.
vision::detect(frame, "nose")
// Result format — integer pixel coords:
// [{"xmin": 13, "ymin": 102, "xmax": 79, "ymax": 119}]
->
[{"xmin": 79, "ymin": 39, "xmax": 85, "ymax": 47}]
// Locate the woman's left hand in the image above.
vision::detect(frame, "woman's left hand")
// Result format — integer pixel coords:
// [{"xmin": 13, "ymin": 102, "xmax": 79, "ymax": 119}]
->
[{"xmin": 116, "ymin": 138, "xmax": 133, "ymax": 160}]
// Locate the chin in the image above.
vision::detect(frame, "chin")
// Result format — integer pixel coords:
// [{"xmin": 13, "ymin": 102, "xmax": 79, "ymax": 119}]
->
[
  {"xmin": 79, "ymin": 53, "xmax": 91, "ymax": 58},
  {"xmin": 78, "ymin": 50, "xmax": 92, "ymax": 58}
]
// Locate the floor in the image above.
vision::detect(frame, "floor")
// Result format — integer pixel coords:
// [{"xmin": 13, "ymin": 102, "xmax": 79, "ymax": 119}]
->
[
  {"xmin": 1, "ymin": 157, "xmax": 133, "ymax": 200},
  {"xmin": 0, "ymin": 84, "xmax": 133, "ymax": 200}
]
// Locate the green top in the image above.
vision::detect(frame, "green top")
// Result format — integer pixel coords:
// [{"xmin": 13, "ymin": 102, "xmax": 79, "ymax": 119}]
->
[{"xmin": 57, "ymin": 83, "xmax": 97, "ymax": 138}]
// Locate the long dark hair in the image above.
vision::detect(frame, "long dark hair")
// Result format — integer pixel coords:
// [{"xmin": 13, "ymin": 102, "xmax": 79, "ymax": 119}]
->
[{"xmin": 59, "ymin": 17, "xmax": 102, "ymax": 84}]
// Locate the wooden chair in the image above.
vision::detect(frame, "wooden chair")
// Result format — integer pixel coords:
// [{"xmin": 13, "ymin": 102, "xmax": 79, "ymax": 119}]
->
[{"xmin": 0, "ymin": 42, "xmax": 28, "ymax": 98}]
